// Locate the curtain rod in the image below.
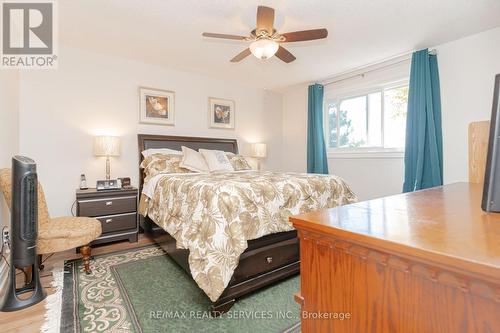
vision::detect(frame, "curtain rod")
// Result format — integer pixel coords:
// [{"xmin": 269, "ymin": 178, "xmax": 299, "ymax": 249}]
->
[{"xmin": 321, "ymin": 48, "xmax": 437, "ymax": 86}]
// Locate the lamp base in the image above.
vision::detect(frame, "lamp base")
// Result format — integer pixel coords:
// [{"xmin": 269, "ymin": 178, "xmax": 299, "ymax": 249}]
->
[
  {"xmin": 247, "ymin": 158, "xmax": 260, "ymax": 170},
  {"xmin": 105, "ymin": 157, "xmax": 111, "ymax": 180}
]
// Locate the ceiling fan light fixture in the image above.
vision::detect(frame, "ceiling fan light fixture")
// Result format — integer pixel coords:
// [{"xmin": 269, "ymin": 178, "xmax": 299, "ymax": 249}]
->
[
  {"xmin": 203, "ymin": 6, "xmax": 328, "ymax": 63},
  {"xmin": 249, "ymin": 38, "xmax": 279, "ymax": 60}
]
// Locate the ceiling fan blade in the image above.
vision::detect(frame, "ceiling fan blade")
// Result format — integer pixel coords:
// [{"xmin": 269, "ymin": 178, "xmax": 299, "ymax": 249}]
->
[
  {"xmin": 281, "ymin": 29, "xmax": 328, "ymax": 42},
  {"xmin": 230, "ymin": 48, "xmax": 252, "ymax": 62},
  {"xmin": 256, "ymin": 6, "xmax": 275, "ymax": 35},
  {"xmin": 202, "ymin": 32, "xmax": 247, "ymax": 40},
  {"xmin": 275, "ymin": 46, "xmax": 296, "ymax": 63}
]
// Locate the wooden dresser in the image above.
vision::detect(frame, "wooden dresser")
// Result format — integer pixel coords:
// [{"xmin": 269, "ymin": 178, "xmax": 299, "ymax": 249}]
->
[{"xmin": 291, "ymin": 182, "xmax": 500, "ymax": 333}]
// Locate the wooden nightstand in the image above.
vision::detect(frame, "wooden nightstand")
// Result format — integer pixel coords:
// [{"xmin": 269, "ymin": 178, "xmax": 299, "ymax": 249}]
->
[{"xmin": 76, "ymin": 188, "xmax": 138, "ymax": 245}]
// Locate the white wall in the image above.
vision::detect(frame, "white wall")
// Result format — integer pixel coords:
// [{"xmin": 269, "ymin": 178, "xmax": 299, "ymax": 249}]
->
[
  {"xmin": 0, "ymin": 70, "xmax": 19, "ymax": 222},
  {"xmin": 281, "ymin": 27, "xmax": 500, "ymax": 200},
  {"xmin": 261, "ymin": 90, "xmax": 284, "ymax": 171},
  {"xmin": 282, "ymin": 84, "xmax": 308, "ymax": 172},
  {"xmin": 437, "ymin": 27, "xmax": 500, "ymax": 184},
  {"xmin": 19, "ymin": 46, "xmax": 283, "ymax": 217},
  {"xmin": 0, "ymin": 70, "xmax": 19, "ymax": 297}
]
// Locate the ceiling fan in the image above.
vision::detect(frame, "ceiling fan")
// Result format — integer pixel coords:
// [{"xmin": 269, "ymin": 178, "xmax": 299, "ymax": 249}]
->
[{"xmin": 202, "ymin": 6, "xmax": 328, "ymax": 63}]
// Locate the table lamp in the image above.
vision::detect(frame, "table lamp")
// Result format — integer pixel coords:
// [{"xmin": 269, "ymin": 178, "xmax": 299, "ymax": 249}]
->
[
  {"xmin": 250, "ymin": 143, "xmax": 267, "ymax": 170},
  {"xmin": 93, "ymin": 136, "xmax": 120, "ymax": 180}
]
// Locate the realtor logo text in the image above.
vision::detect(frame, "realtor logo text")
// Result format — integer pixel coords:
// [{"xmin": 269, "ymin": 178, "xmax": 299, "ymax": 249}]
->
[{"xmin": 1, "ymin": 1, "xmax": 57, "ymax": 68}]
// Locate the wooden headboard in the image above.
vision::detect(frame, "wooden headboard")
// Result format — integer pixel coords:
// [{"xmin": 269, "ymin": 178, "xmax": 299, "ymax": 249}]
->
[
  {"xmin": 137, "ymin": 134, "xmax": 239, "ymax": 192},
  {"xmin": 468, "ymin": 121, "xmax": 490, "ymax": 184}
]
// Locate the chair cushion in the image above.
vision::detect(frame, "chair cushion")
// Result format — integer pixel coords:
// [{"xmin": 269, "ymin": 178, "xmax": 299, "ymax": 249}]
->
[{"xmin": 38, "ymin": 217, "xmax": 102, "ymax": 254}]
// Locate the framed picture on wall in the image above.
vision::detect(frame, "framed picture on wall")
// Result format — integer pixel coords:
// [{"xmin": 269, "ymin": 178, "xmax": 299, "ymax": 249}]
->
[
  {"xmin": 139, "ymin": 87, "xmax": 175, "ymax": 125},
  {"xmin": 208, "ymin": 97, "xmax": 235, "ymax": 129}
]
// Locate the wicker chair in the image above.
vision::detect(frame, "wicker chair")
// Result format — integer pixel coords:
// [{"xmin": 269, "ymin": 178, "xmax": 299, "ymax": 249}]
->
[{"xmin": 0, "ymin": 168, "xmax": 101, "ymax": 274}]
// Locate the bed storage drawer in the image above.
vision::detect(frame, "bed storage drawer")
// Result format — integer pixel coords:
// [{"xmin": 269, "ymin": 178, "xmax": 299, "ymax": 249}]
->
[
  {"xmin": 232, "ymin": 237, "xmax": 299, "ymax": 281},
  {"xmin": 78, "ymin": 196, "xmax": 137, "ymax": 217}
]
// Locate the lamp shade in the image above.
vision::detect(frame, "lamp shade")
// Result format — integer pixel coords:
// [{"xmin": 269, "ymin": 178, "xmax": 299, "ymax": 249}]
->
[
  {"xmin": 251, "ymin": 143, "xmax": 267, "ymax": 158},
  {"xmin": 93, "ymin": 136, "xmax": 120, "ymax": 157}
]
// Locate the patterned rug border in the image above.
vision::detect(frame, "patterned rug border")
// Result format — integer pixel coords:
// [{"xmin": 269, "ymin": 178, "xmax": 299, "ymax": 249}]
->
[
  {"xmin": 60, "ymin": 258, "xmax": 78, "ymax": 333},
  {"xmin": 64, "ymin": 244, "xmax": 164, "ymax": 266},
  {"xmin": 60, "ymin": 244, "xmax": 165, "ymax": 333}
]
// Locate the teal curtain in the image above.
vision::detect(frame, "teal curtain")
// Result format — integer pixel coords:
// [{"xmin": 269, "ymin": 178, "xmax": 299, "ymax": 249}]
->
[
  {"xmin": 403, "ymin": 49, "xmax": 443, "ymax": 192},
  {"xmin": 307, "ymin": 84, "xmax": 329, "ymax": 174}
]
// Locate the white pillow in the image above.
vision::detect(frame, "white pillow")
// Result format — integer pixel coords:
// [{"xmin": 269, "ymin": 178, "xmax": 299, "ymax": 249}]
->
[
  {"xmin": 142, "ymin": 148, "xmax": 182, "ymax": 158},
  {"xmin": 179, "ymin": 146, "xmax": 209, "ymax": 172},
  {"xmin": 199, "ymin": 149, "xmax": 234, "ymax": 172}
]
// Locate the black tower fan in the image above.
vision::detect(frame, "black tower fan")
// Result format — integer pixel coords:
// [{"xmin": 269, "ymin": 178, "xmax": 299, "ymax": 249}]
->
[{"xmin": 1, "ymin": 156, "xmax": 46, "ymax": 311}]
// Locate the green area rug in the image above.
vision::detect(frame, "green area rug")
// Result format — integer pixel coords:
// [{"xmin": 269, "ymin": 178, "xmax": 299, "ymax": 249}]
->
[{"xmin": 60, "ymin": 245, "xmax": 301, "ymax": 333}]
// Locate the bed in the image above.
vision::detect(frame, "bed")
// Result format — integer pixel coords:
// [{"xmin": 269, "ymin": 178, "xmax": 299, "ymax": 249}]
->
[{"xmin": 137, "ymin": 134, "xmax": 356, "ymax": 315}]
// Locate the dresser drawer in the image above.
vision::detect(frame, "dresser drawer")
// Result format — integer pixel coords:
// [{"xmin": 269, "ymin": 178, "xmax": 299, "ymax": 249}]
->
[
  {"xmin": 96, "ymin": 213, "xmax": 137, "ymax": 234},
  {"xmin": 232, "ymin": 237, "xmax": 299, "ymax": 281},
  {"xmin": 78, "ymin": 196, "xmax": 136, "ymax": 217}
]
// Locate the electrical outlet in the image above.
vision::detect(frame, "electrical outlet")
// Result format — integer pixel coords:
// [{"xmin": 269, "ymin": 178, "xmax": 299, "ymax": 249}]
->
[{"xmin": 2, "ymin": 229, "xmax": 9, "ymax": 248}]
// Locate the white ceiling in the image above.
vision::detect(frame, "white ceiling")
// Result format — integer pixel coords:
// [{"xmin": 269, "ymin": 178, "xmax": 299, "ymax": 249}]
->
[{"xmin": 59, "ymin": 0, "xmax": 500, "ymax": 91}]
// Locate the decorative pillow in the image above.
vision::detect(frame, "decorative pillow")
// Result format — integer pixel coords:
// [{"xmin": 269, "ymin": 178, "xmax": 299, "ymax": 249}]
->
[
  {"xmin": 140, "ymin": 154, "xmax": 192, "ymax": 182},
  {"xmin": 199, "ymin": 149, "xmax": 234, "ymax": 172},
  {"xmin": 179, "ymin": 146, "xmax": 209, "ymax": 172},
  {"xmin": 141, "ymin": 148, "xmax": 182, "ymax": 158},
  {"xmin": 227, "ymin": 154, "xmax": 253, "ymax": 171}
]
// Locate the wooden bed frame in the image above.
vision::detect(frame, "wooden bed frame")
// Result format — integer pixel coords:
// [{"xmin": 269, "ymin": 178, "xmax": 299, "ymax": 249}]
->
[{"xmin": 137, "ymin": 134, "xmax": 299, "ymax": 315}]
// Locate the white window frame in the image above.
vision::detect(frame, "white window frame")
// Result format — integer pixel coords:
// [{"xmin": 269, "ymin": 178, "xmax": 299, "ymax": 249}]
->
[{"xmin": 324, "ymin": 79, "xmax": 409, "ymax": 159}]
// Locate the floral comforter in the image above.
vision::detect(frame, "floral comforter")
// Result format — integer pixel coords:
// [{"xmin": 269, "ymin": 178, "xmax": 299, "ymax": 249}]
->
[{"xmin": 139, "ymin": 171, "xmax": 356, "ymax": 301}]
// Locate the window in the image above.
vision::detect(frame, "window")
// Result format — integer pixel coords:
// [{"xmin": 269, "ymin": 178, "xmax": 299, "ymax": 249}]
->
[{"xmin": 325, "ymin": 83, "xmax": 409, "ymax": 153}]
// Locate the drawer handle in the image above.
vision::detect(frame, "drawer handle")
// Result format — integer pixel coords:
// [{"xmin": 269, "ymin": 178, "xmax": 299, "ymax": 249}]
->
[
  {"xmin": 105, "ymin": 219, "xmax": 113, "ymax": 223},
  {"xmin": 266, "ymin": 256, "xmax": 273, "ymax": 264},
  {"xmin": 105, "ymin": 201, "xmax": 113, "ymax": 206}
]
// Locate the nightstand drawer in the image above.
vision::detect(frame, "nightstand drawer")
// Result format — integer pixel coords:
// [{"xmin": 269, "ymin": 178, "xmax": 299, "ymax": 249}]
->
[
  {"xmin": 78, "ymin": 196, "xmax": 136, "ymax": 217},
  {"xmin": 96, "ymin": 213, "xmax": 137, "ymax": 234}
]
